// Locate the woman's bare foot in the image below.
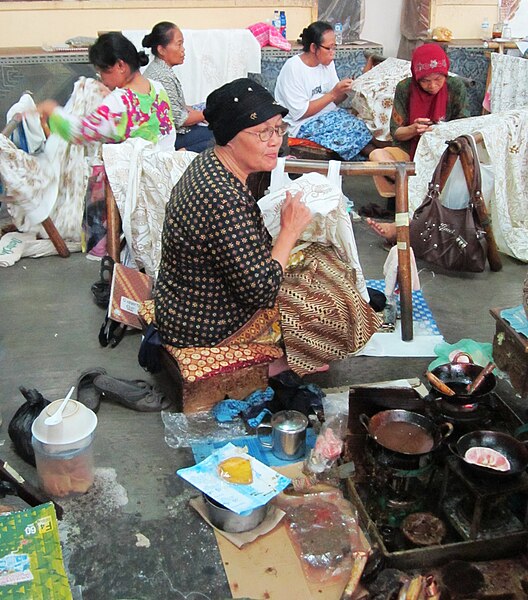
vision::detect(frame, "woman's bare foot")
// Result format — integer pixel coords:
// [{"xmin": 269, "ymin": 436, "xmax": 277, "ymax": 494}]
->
[{"xmin": 365, "ymin": 218, "xmax": 397, "ymax": 243}]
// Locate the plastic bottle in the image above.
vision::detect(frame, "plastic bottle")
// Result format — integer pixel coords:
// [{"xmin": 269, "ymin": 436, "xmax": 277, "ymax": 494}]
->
[
  {"xmin": 279, "ymin": 10, "xmax": 287, "ymax": 39},
  {"xmin": 335, "ymin": 22, "xmax": 343, "ymax": 46},
  {"xmin": 502, "ymin": 20, "xmax": 512, "ymax": 39},
  {"xmin": 272, "ymin": 10, "xmax": 281, "ymax": 32},
  {"xmin": 480, "ymin": 16, "xmax": 490, "ymax": 40}
]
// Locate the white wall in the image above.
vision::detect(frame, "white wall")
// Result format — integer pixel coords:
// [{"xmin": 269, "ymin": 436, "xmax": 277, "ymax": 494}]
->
[{"xmin": 361, "ymin": 0, "xmax": 404, "ymax": 57}]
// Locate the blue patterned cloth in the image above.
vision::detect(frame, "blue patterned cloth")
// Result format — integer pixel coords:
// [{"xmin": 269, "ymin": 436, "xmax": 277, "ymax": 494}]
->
[
  {"xmin": 211, "ymin": 386, "xmax": 275, "ymax": 428},
  {"xmin": 501, "ymin": 305, "xmax": 528, "ymax": 338},
  {"xmin": 298, "ymin": 108, "xmax": 372, "ymax": 161},
  {"xmin": 367, "ymin": 279, "xmax": 441, "ymax": 336}
]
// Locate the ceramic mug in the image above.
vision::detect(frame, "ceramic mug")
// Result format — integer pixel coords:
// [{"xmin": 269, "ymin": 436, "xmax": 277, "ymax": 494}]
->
[{"xmin": 257, "ymin": 410, "xmax": 308, "ymax": 461}]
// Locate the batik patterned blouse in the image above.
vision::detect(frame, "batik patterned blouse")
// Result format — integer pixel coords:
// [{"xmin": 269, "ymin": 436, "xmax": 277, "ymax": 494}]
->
[
  {"xmin": 143, "ymin": 57, "xmax": 190, "ymax": 134},
  {"xmin": 155, "ymin": 149, "xmax": 284, "ymax": 347},
  {"xmin": 49, "ymin": 79, "xmax": 175, "ymax": 151},
  {"xmin": 390, "ymin": 76, "xmax": 470, "ymax": 155}
]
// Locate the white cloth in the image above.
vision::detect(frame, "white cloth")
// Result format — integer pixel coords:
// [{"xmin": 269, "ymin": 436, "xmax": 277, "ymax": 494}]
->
[
  {"xmin": 349, "ymin": 57, "xmax": 411, "ymax": 141},
  {"xmin": 103, "ymin": 140, "xmax": 197, "ymax": 276},
  {"xmin": 258, "ymin": 157, "xmax": 369, "ymax": 302},
  {"xmin": 490, "ymin": 53, "xmax": 528, "ymax": 113},
  {"xmin": 1, "ymin": 77, "xmax": 105, "ymax": 241},
  {"xmin": 409, "ymin": 110, "xmax": 528, "ymax": 263},
  {"xmin": 123, "ymin": 29, "xmax": 261, "ymax": 105},
  {"xmin": 6, "ymin": 94, "xmax": 46, "ymax": 154},
  {"xmin": 0, "ymin": 232, "xmax": 81, "ymax": 265},
  {"xmin": 383, "ymin": 246, "xmax": 421, "ymax": 298},
  {"xmin": 274, "ymin": 54, "xmax": 339, "ymax": 137}
]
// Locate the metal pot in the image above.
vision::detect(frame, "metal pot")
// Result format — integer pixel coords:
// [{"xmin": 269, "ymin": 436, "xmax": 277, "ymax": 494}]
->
[
  {"xmin": 430, "ymin": 360, "xmax": 496, "ymax": 402},
  {"xmin": 450, "ymin": 429, "xmax": 528, "ymax": 479},
  {"xmin": 359, "ymin": 410, "xmax": 453, "ymax": 456},
  {"xmin": 203, "ymin": 494, "xmax": 268, "ymax": 533}
]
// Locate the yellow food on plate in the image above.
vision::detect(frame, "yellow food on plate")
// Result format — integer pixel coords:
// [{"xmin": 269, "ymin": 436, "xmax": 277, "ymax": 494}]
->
[{"xmin": 217, "ymin": 457, "xmax": 253, "ymax": 484}]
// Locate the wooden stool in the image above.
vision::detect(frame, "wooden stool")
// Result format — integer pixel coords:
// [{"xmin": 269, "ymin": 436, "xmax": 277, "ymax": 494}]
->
[{"xmin": 490, "ymin": 307, "xmax": 528, "ymax": 398}]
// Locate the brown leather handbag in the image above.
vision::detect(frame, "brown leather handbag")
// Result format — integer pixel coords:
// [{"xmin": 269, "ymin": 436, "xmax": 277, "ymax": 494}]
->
[{"xmin": 409, "ymin": 136, "xmax": 488, "ymax": 272}]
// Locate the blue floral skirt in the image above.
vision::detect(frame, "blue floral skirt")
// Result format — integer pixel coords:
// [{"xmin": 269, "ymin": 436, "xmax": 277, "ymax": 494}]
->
[{"xmin": 298, "ymin": 108, "xmax": 372, "ymax": 161}]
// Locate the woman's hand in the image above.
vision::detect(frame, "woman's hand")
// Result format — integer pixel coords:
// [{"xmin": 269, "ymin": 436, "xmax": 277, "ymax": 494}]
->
[
  {"xmin": 280, "ymin": 191, "xmax": 313, "ymax": 237},
  {"xmin": 412, "ymin": 117, "xmax": 434, "ymax": 136},
  {"xmin": 272, "ymin": 191, "xmax": 313, "ymax": 270},
  {"xmin": 331, "ymin": 78, "xmax": 354, "ymax": 103},
  {"xmin": 394, "ymin": 118, "xmax": 434, "ymax": 142}
]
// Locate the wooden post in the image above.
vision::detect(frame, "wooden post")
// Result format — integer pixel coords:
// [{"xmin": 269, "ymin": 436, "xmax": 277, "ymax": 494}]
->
[
  {"xmin": 41, "ymin": 217, "xmax": 70, "ymax": 258},
  {"xmin": 105, "ymin": 172, "xmax": 122, "ymax": 264},
  {"xmin": 394, "ymin": 162, "xmax": 413, "ymax": 341}
]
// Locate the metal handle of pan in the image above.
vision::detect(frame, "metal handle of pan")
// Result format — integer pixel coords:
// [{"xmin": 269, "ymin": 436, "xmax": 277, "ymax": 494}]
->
[
  {"xmin": 465, "ymin": 361, "xmax": 495, "ymax": 395},
  {"xmin": 438, "ymin": 422, "xmax": 454, "ymax": 441},
  {"xmin": 358, "ymin": 413, "xmax": 370, "ymax": 433}
]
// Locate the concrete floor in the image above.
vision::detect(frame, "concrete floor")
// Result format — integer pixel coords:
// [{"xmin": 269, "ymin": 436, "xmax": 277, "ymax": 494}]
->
[{"xmin": 0, "ymin": 175, "xmax": 527, "ymax": 599}]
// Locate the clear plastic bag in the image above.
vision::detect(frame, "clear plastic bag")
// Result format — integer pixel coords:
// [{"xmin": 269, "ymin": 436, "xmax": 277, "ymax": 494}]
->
[
  {"xmin": 304, "ymin": 413, "xmax": 348, "ymax": 475},
  {"xmin": 274, "ymin": 488, "xmax": 364, "ymax": 583},
  {"xmin": 161, "ymin": 411, "xmax": 247, "ymax": 449}
]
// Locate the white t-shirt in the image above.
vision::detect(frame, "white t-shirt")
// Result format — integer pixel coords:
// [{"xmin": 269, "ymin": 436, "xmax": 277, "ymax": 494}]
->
[{"xmin": 275, "ymin": 54, "xmax": 339, "ymax": 137}]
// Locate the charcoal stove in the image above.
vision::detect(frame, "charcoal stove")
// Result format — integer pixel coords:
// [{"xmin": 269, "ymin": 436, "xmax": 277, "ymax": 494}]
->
[{"xmin": 345, "ymin": 387, "xmax": 528, "ymax": 569}]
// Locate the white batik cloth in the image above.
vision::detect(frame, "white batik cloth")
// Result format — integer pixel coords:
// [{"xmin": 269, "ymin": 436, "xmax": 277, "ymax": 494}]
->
[
  {"xmin": 102, "ymin": 139, "xmax": 197, "ymax": 277},
  {"xmin": 1, "ymin": 77, "xmax": 104, "ymax": 243},
  {"xmin": 409, "ymin": 109, "xmax": 528, "ymax": 262},
  {"xmin": 258, "ymin": 158, "xmax": 369, "ymax": 302},
  {"xmin": 490, "ymin": 53, "xmax": 528, "ymax": 113}
]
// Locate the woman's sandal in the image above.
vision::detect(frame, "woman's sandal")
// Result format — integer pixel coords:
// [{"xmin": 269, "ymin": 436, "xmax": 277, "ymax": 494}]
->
[
  {"xmin": 77, "ymin": 367, "xmax": 107, "ymax": 413},
  {"xmin": 93, "ymin": 374, "xmax": 171, "ymax": 412},
  {"xmin": 91, "ymin": 255, "xmax": 115, "ymax": 308}
]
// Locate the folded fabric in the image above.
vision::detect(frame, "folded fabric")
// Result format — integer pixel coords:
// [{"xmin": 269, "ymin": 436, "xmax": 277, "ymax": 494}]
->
[
  {"xmin": 500, "ymin": 305, "xmax": 528, "ymax": 338},
  {"xmin": 6, "ymin": 93, "xmax": 46, "ymax": 154},
  {"xmin": 0, "ymin": 232, "xmax": 37, "ymax": 267},
  {"xmin": 212, "ymin": 386, "xmax": 275, "ymax": 428},
  {"xmin": 383, "ymin": 245, "xmax": 421, "ymax": 298},
  {"xmin": 247, "ymin": 22, "xmax": 292, "ymax": 51}
]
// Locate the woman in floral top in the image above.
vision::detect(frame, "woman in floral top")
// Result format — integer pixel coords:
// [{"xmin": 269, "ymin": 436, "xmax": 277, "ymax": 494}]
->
[{"xmin": 37, "ymin": 33, "xmax": 175, "ymax": 152}]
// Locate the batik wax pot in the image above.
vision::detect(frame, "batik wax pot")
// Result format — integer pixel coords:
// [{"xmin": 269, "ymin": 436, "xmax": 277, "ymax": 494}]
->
[{"xmin": 32, "ymin": 399, "xmax": 98, "ymax": 497}]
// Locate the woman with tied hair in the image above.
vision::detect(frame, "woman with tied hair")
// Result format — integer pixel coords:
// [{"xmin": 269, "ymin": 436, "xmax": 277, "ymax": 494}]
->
[
  {"xmin": 275, "ymin": 20, "xmax": 381, "ymax": 161},
  {"xmin": 142, "ymin": 22, "xmax": 214, "ymax": 152},
  {"xmin": 367, "ymin": 42, "xmax": 470, "ymax": 241},
  {"xmin": 36, "ymin": 32, "xmax": 175, "ymax": 151}
]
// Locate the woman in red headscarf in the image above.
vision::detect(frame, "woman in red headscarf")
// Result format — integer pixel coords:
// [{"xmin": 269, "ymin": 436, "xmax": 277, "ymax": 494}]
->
[{"xmin": 366, "ymin": 43, "xmax": 470, "ymax": 239}]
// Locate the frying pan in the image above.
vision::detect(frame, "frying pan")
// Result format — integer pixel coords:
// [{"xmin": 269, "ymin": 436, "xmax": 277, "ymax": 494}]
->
[
  {"xmin": 360, "ymin": 410, "xmax": 453, "ymax": 456},
  {"xmin": 451, "ymin": 430, "xmax": 528, "ymax": 478},
  {"xmin": 429, "ymin": 362, "xmax": 496, "ymax": 401}
]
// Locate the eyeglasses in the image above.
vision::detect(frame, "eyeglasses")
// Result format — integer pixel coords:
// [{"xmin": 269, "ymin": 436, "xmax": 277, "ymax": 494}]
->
[
  {"xmin": 318, "ymin": 44, "xmax": 337, "ymax": 52},
  {"xmin": 244, "ymin": 122, "xmax": 289, "ymax": 142}
]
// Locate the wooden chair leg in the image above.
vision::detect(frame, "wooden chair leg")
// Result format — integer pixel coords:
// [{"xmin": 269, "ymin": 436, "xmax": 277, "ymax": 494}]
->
[
  {"xmin": 41, "ymin": 217, "xmax": 70, "ymax": 258},
  {"xmin": 105, "ymin": 173, "xmax": 122, "ymax": 264}
]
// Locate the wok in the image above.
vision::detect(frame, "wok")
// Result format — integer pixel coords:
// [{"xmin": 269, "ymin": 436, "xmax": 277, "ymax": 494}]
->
[
  {"xmin": 451, "ymin": 430, "xmax": 528, "ymax": 478},
  {"xmin": 430, "ymin": 361, "xmax": 496, "ymax": 401},
  {"xmin": 360, "ymin": 409, "xmax": 453, "ymax": 456}
]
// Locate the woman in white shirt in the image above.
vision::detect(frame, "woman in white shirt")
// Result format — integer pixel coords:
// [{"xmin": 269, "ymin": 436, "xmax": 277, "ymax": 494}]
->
[{"xmin": 275, "ymin": 21, "xmax": 376, "ymax": 161}]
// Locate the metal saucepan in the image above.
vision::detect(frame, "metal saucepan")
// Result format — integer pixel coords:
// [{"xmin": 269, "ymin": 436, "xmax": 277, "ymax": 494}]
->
[
  {"xmin": 451, "ymin": 430, "xmax": 528, "ymax": 478},
  {"xmin": 359, "ymin": 410, "xmax": 453, "ymax": 456},
  {"xmin": 429, "ymin": 360, "xmax": 496, "ymax": 401}
]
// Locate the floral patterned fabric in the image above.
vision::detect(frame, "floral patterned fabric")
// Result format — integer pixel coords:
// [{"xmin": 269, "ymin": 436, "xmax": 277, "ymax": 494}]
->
[
  {"xmin": 298, "ymin": 108, "xmax": 372, "ymax": 161},
  {"xmin": 139, "ymin": 299, "xmax": 282, "ymax": 384},
  {"xmin": 349, "ymin": 57, "xmax": 411, "ymax": 141},
  {"xmin": 102, "ymin": 140, "xmax": 197, "ymax": 275},
  {"xmin": 410, "ymin": 109, "xmax": 528, "ymax": 262},
  {"xmin": 489, "ymin": 53, "xmax": 528, "ymax": 113},
  {"xmin": 2, "ymin": 77, "xmax": 105, "ymax": 241}
]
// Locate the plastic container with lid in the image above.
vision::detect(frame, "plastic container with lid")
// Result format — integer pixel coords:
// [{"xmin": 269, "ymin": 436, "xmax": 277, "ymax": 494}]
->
[{"xmin": 31, "ymin": 399, "xmax": 97, "ymax": 497}]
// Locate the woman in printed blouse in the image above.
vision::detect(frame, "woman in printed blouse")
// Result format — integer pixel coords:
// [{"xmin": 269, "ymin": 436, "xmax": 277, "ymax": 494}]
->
[
  {"xmin": 142, "ymin": 22, "xmax": 214, "ymax": 153},
  {"xmin": 367, "ymin": 42, "xmax": 470, "ymax": 241},
  {"xmin": 36, "ymin": 32, "xmax": 175, "ymax": 151},
  {"xmin": 155, "ymin": 79, "xmax": 312, "ymax": 348},
  {"xmin": 275, "ymin": 20, "xmax": 381, "ymax": 161}
]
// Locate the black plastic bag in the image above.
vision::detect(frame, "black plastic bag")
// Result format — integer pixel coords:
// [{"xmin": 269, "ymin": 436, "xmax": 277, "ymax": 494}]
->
[
  {"xmin": 138, "ymin": 323, "xmax": 163, "ymax": 373},
  {"xmin": 8, "ymin": 387, "xmax": 51, "ymax": 466}
]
